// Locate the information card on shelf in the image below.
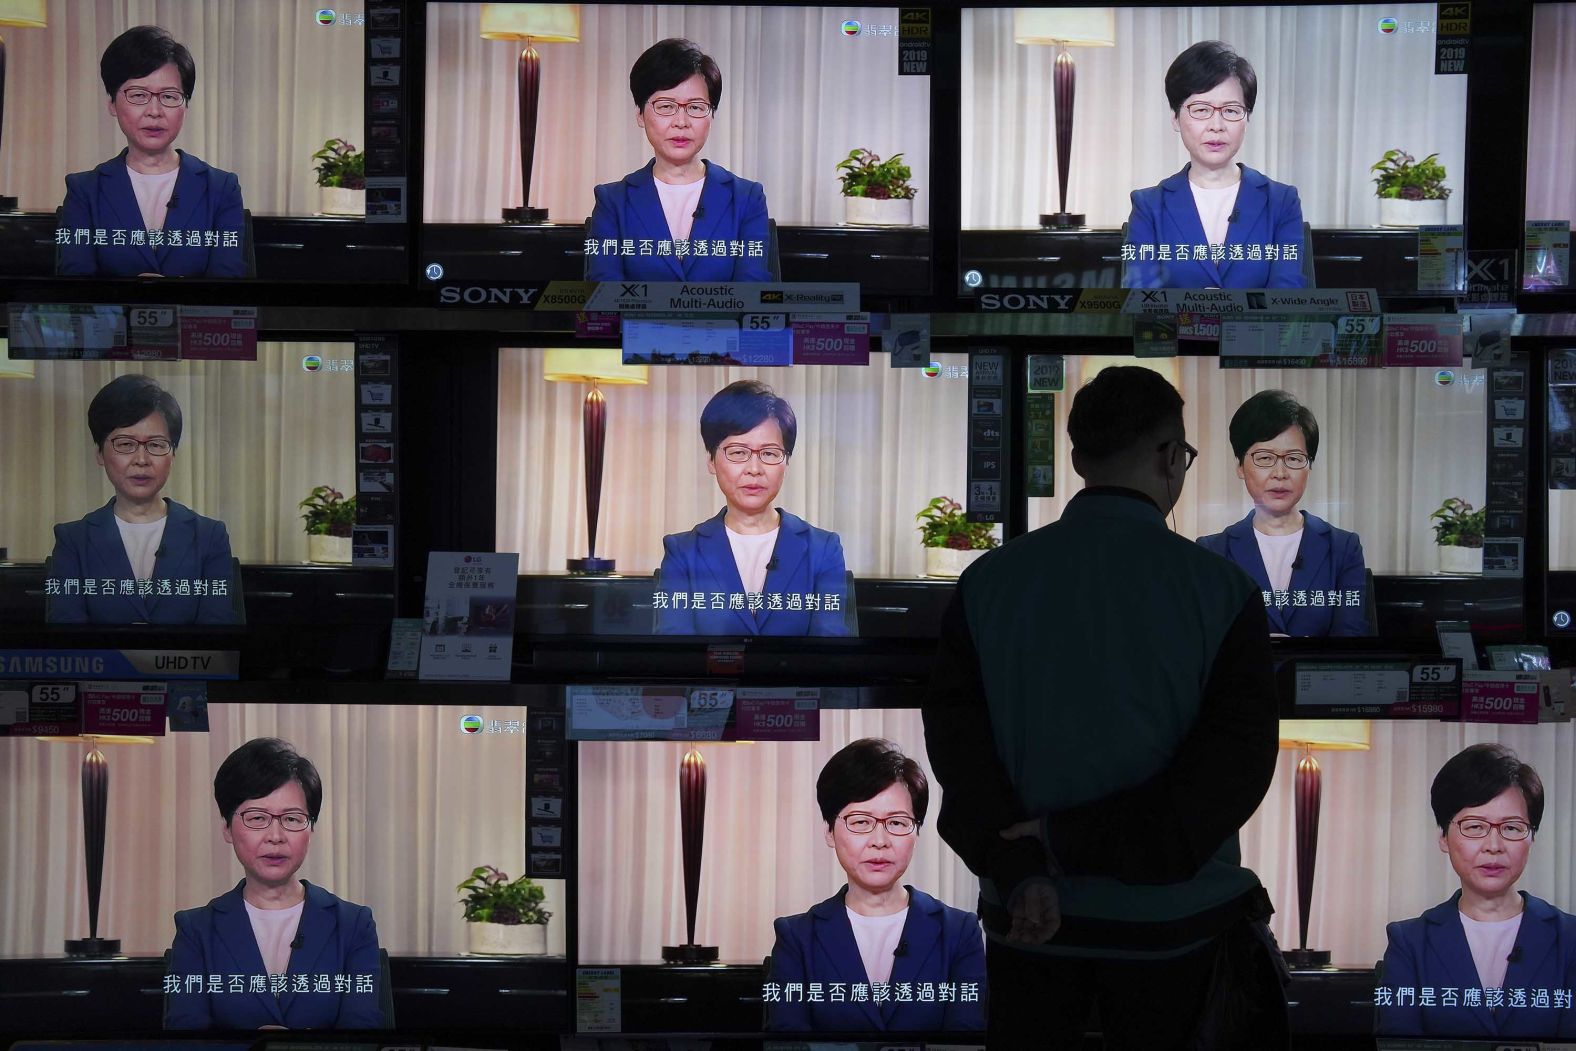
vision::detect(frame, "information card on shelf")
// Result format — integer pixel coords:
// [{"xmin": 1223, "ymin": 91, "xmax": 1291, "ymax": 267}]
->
[
  {"xmin": 418, "ymin": 552, "xmax": 518, "ymax": 681},
  {"xmin": 1291, "ymin": 659, "xmax": 1461, "ymax": 718}
]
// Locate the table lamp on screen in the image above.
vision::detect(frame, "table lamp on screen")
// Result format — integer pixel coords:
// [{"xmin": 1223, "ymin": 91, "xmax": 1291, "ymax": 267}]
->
[
  {"xmin": 663, "ymin": 745, "xmax": 718, "ymax": 963},
  {"xmin": 39, "ymin": 732, "xmax": 158, "ymax": 955},
  {"xmin": 1278, "ymin": 719, "xmax": 1370, "ymax": 968},
  {"xmin": 542, "ymin": 349, "xmax": 648, "ymax": 574},
  {"xmin": 480, "ymin": 3, "xmax": 581, "ymax": 224},
  {"xmin": 1013, "ymin": 8, "xmax": 1115, "ymax": 230},
  {"xmin": 0, "ymin": 0, "xmax": 48, "ymax": 212}
]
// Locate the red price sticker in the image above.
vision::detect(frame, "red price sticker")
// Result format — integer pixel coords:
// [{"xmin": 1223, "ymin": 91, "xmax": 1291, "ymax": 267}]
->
[
  {"xmin": 1384, "ymin": 318, "xmax": 1463, "ymax": 367},
  {"xmin": 1461, "ymin": 672, "xmax": 1540, "ymax": 725},
  {"xmin": 792, "ymin": 320, "xmax": 869, "ymax": 365},
  {"xmin": 180, "ymin": 307, "xmax": 258, "ymax": 360}
]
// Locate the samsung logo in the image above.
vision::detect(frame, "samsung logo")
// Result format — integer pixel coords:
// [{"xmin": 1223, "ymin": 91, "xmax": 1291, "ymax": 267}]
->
[
  {"xmin": 3, "ymin": 655, "xmax": 106, "ymax": 675},
  {"xmin": 437, "ymin": 286, "xmax": 541, "ymax": 306},
  {"xmin": 978, "ymin": 293, "xmax": 1077, "ymax": 312}
]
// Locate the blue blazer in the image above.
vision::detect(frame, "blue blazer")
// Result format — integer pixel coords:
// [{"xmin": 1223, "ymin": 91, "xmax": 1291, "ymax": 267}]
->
[
  {"xmin": 49, "ymin": 498, "xmax": 237, "ymax": 625},
  {"xmin": 656, "ymin": 508, "xmax": 848, "ymax": 636},
  {"xmin": 1378, "ymin": 891, "xmax": 1576, "ymax": 1039},
  {"xmin": 768, "ymin": 885, "xmax": 986, "ymax": 1032},
  {"xmin": 59, "ymin": 149, "xmax": 246, "ymax": 278},
  {"xmin": 1122, "ymin": 164, "xmax": 1306, "ymax": 289},
  {"xmin": 1197, "ymin": 510, "xmax": 1370, "ymax": 637},
  {"xmin": 166, "ymin": 879, "xmax": 384, "ymax": 1031},
  {"xmin": 587, "ymin": 159, "xmax": 772, "ymax": 281}
]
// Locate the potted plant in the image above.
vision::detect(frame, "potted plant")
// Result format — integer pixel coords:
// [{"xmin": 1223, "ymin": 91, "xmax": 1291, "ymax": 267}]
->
[
  {"xmin": 1429, "ymin": 497, "xmax": 1485, "ymax": 574},
  {"xmin": 916, "ymin": 496, "xmax": 1000, "ymax": 578},
  {"xmin": 312, "ymin": 137, "xmax": 366, "ymax": 216},
  {"xmin": 1371, "ymin": 149, "xmax": 1451, "ymax": 227},
  {"xmin": 457, "ymin": 865, "xmax": 551, "ymax": 955},
  {"xmin": 836, "ymin": 147, "xmax": 917, "ymax": 226},
  {"xmin": 299, "ymin": 485, "xmax": 356, "ymax": 564}
]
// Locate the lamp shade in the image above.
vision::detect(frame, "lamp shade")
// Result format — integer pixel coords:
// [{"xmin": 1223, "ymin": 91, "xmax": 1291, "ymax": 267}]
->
[
  {"xmin": 0, "ymin": 0, "xmax": 46, "ymax": 28},
  {"xmin": 1278, "ymin": 720, "xmax": 1371, "ymax": 751},
  {"xmin": 542, "ymin": 348, "xmax": 648, "ymax": 385},
  {"xmin": 1014, "ymin": 8, "xmax": 1115, "ymax": 47},
  {"xmin": 479, "ymin": 3, "xmax": 580, "ymax": 42},
  {"xmin": 0, "ymin": 339, "xmax": 35, "ymax": 379}
]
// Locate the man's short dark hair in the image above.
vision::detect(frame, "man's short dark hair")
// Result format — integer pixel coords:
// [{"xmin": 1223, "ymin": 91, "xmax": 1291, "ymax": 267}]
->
[
  {"xmin": 101, "ymin": 25, "xmax": 196, "ymax": 100},
  {"xmin": 630, "ymin": 38, "xmax": 722, "ymax": 111},
  {"xmin": 1430, "ymin": 743, "xmax": 1544, "ymax": 836},
  {"xmin": 1164, "ymin": 40, "xmax": 1257, "ymax": 115},
  {"xmin": 214, "ymin": 738, "xmax": 323, "ymax": 826},
  {"xmin": 700, "ymin": 380, "xmax": 797, "ymax": 456},
  {"xmin": 816, "ymin": 738, "xmax": 929, "ymax": 829},
  {"xmin": 1228, "ymin": 389, "xmax": 1320, "ymax": 463},
  {"xmin": 88, "ymin": 375, "xmax": 184, "ymax": 449},
  {"xmin": 1067, "ymin": 366, "xmax": 1184, "ymax": 462}
]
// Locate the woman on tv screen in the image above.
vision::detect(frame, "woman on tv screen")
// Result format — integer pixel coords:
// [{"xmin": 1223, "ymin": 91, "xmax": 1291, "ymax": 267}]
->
[
  {"xmin": 1122, "ymin": 40, "xmax": 1306, "ymax": 290},
  {"xmin": 586, "ymin": 38, "xmax": 772, "ymax": 282},
  {"xmin": 657, "ymin": 380, "xmax": 848, "ymax": 636},
  {"xmin": 768, "ymin": 739, "xmax": 986, "ymax": 1032},
  {"xmin": 58, "ymin": 25, "xmax": 247, "ymax": 278},
  {"xmin": 1197, "ymin": 390, "xmax": 1369, "ymax": 637},
  {"xmin": 1379, "ymin": 744, "xmax": 1576, "ymax": 1039},
  {"xmin": 166, "ymin": 738, "xmax": 385, "ymax": 1031},
  {"xmin": 48, "ymin": 375, "xmax": 236, "ymax": 624}
]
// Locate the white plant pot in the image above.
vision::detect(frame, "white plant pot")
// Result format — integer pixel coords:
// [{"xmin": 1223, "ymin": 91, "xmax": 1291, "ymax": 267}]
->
[
  {"xmin": 924, "ymin": 546, "xmax": 986, "ymax": 579},
  {"xmin": 1439, "ymin": 544, "xmax": 1482, "ymax": 575},
  {"xmin": 308, "ymin": 534, "xmax": 352, "ymax": 565},
  {"xmin": 321, "ymin": 186, "xmax": 366, "ymax": 217},
  {"xmin": 467, "ymin": 921, "xmax": 547, "ymax": 956},
  {"xmin": 1378, "ymin": 197, "xmax": 1447, "ymax": 228},
  {"xmin": 844, "ymin": 195, "xmax": 914, "ymax": 227}
]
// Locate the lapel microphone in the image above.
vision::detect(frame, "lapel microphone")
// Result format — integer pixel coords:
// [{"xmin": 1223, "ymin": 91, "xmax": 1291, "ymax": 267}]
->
[{"xmin": 893, "ymin": 939, "xmax": 908, "ymax": 957}]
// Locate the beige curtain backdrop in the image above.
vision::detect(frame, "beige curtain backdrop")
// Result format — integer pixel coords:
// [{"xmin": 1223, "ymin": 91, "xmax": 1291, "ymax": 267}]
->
[
  {"xmin": 963, "ymin": 4, "xmax": 1469, "ymax": 229},
  {"xmin": 0, "ymin": 346, "xmax": 356, "ymax": 564},
  {"xmin": 0, "ymin": 705, "xmax": 567, "ymax": 958},
  {"xmin": 497, "ymin": 352, "xmax": 1483, "ymax": 579},
  {"xmin": 1027, "ymin": 358, "xmax": 1488, "ymax": 576},
  {"xmin": 578, "ymin": 714, "xmax": 1576, "ymax": 969},
  {"xmin": 423, "ymin": 4, "xmax": 931, "ymax": 226},
  {"xmin": 497, "ymin": 351, "xmax": 982, "ymax": 578},
  {"xmin": 0, "ymin": 0, "xmax": 364, "ymax": 215},
  {"xmin": 1527, "ymin": 3, "xmax": 1576, "ymax": 226}
]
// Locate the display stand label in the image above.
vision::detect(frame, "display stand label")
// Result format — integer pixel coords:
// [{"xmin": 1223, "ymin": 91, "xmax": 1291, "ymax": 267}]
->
[{"xmin": 1292, "ymin": 659, "xmax": 1461, "ymax": 718}]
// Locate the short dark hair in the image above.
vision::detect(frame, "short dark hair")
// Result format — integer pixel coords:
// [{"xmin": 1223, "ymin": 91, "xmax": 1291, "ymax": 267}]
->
[
  {"xmin": 1067, "ymin": 366, "xmax": 1184, "ymax": 461},
  {"xmin": 630, "ymin": 38, "xmax": 722, "ymax": 111},
  {"xmin": 214, "ymin": 738, "xmax": 323, "ymax": 826},
  {"xmin": 1430, "ymin": 743, "xmax": 1544, "ymax": 836},
  {"xmin": 816, "ymin": 738, "xmax": 929, "ymax": 829},
  {"xmin": 700, "ymin": 380, "xmax": 797, "ymax": 456},
  {"xmin": 1228, "ymin": 390, "xmax": 1320, "ymax": 463},
  {"xmin": 100, "ymin": 26, "xmax": 196, "ymax": 100},
  {"xmin": 88, "ymin": 375, "xmax": 184, "ymax": 449},
  {"xmin": 1164, "ymin": 41, "xmax": 1257, "ymax": 115}
]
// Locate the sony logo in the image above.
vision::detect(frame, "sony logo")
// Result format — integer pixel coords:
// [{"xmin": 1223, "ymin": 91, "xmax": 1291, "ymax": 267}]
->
[
  {"xmin": 437, "ymin": 286, "xmax": 541, "ymax": 306},
  {"xmin": 978, "ymin": 292, "xmax": 1076, "ymax": 311}
]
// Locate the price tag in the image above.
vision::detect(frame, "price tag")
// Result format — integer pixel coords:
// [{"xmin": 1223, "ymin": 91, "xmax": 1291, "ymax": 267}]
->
[
  {"xmin": 1336, "ymin": 315, "xmax": 1381, "ymax": 336},
  {"xmin": 791, "ymin": 319, "xmax": 869, "ymax": 364},
  {"xmin": 741, "ymin": 313, "xmax": 785, "ymax": 332},
  {"xmin": 1384, "ymin": 316, "xmax": 1463, "ymax": 367},
  {"xmin": 6, "ymin": 302, "xmax": 127, "ymax": 358},
  {"xmin": 1461, "ymin": 671, "xmax": 1540, "ymax": 724},
  {"xmin": 1291, "ymin": 659, "xmax": 1462, "ymax": 717},
  {"xmin": 1417, "ymin": 225, "xmax": 1465, "ymax": 292},
  {"xmin": 180, "ymin": 306, "xmax": 258, "ymax": 360},
  {"xmin": 730, "ymin": 688, "xmax": 820, "ymax": 741},
  {"xmin": 82, "ymin": 681, "xmax": 166, "ymax": 736}
]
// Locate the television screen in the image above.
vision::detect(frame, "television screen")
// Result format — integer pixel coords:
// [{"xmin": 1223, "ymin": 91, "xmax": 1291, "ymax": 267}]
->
[
  {"xmin": 497, "ymin": 350, "xmax": 985, "ymax": 638},
  {"xmin": 1025, "ymin": 355, "xmax": 1519, "ymax": 640},
  {"xmin": 0, "ymin": 704, "xmax": 568, "ymax": 1037},
  {"xmin": 959, "ymin": 4, "xmax": 1468, "ymax": 295},
  {"xmin": 0, "ymin": 0, "xmax": 408, "ymax": 282},
  {"xmin": 1525, "ymin": 2, "xmax": 1574, "ymax": 291},
  {"xmin": 422, "ymin": 3, "xmax": 932, "ymax": 298},
  {"xmin": 0, "ymin": 346, "xmax": 359, "ymax": 627}
]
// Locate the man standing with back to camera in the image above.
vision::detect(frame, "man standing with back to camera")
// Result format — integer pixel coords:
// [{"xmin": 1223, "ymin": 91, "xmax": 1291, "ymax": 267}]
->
[{"xmin": 921, "ymin": 366, "xmax": 1288, "ymax": 1049}]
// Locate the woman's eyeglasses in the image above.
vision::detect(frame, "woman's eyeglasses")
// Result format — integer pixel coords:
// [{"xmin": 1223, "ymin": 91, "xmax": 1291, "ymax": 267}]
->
[
  {"xmin": 1248, "ymin": 450, "xmax": 1310, "ymax": 470},
  {"xmin": 121, "ymin": 88, "xmax": 189, "ymax": 109},
  {"xmin": 107, "ymin": 437, "xmax": 173, "ymax": 456},
  {"xmin": 238, "ymin": 810, "xmax": 311, "ymax": 832},
  {"xmin": 1454, "ymin": 818, "xmax": 1533, "ymax": 841},
  {"xmin": 649, "ymin": 99, "xmax": 713, "ymax": 119},
  {"xmin": 721, "ymin": 445, "xmax": 786, "ymax": 465},
  {"xmin": 1184, "ymin": 102, "xmax": 1246, "ymax": 122},
  {"xmin": 842, "ymin": 815, "xmax": 917, "ymax": 836}
]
